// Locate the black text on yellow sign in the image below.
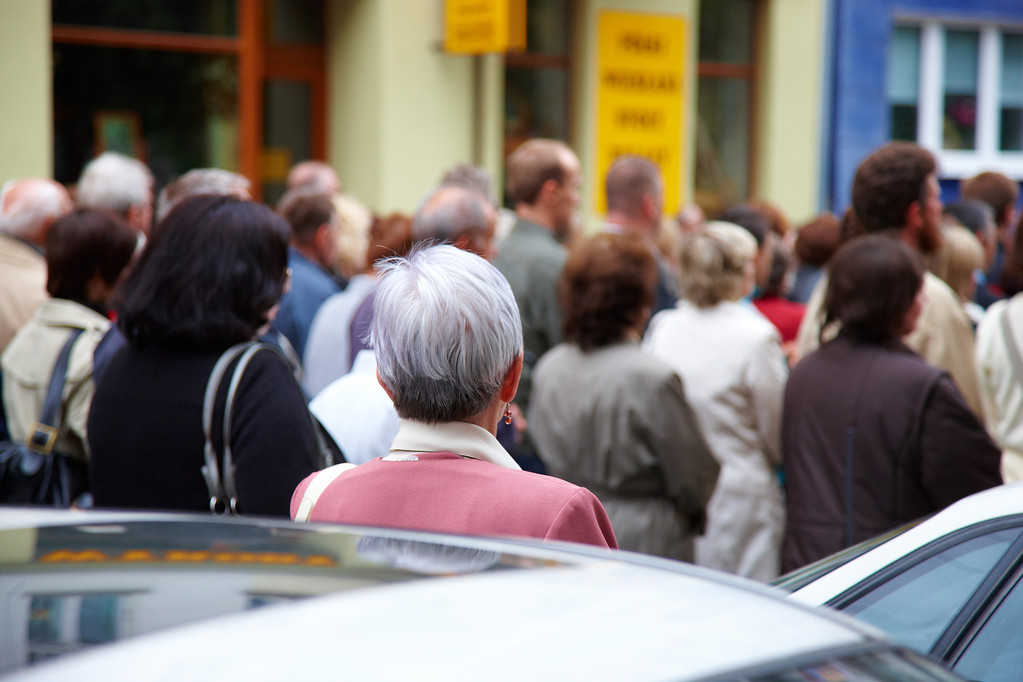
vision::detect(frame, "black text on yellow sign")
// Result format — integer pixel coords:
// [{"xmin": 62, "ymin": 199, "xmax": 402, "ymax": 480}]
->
[{"xmin": 444, "ymin": 0, "xmax": 526, "ymax": 55}]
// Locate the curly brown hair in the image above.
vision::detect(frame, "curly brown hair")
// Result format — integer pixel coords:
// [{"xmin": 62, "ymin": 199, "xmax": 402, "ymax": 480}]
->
[
  {"xmin": 560, "ymin": 232, "xmax": 657, "ymax": 350},
  {"xmin": 851, "ymin": 142, "xmax": 936, "ymax": 233}
]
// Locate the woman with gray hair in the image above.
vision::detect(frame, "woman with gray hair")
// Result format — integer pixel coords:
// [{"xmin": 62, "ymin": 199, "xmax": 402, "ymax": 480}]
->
[
  {"xmin": 291, "ymin": 245, "xmax": 617, "ymax": 549},
  {"xmin": 645, "ymin": 222, "xmax": 788, "ymax": 581}
]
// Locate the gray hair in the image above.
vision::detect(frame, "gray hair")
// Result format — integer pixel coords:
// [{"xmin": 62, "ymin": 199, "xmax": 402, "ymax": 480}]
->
[
  {"xmin": 155, "ymin": 168, "xmax": 251, "ymax": 223},
  {"xmin": 76, "ymin": 152, "xmax": 153, "ymax": 216},
  {"xmin": 440, "ymin": 163, "xmax": 498, "ymax": 206},
  {"xmin": 0, "ymin": 178, "xmax": 72, "ymax": 240},
  {"xmin": 371, "ymin": 244, "xmax": 523, "ymax": 423},
  {"xmin": 679, "ymin": 221, "xmax": 758, "ymax": 307},
  {"xmin": 412, "ymin": 186, "xmax": 491, "ymax": 245}
]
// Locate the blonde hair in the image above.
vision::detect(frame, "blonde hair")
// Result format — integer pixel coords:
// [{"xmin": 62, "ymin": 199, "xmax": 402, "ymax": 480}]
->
[
  {"xmin": 332, "ymin": 193, "xmax": 373, "ymax": 280},
  {"xmin": 931, "ymin": 224, "xmax": 984, "ymax": 303},
  {"xmin": 679, "ymin": 221, "xmax": 757, "ymax": 307}
]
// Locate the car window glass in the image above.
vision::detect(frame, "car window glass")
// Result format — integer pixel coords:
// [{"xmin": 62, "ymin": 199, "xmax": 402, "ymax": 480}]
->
[
  {"xmin": 839, "ymin": 529, "xmax": 1018, "ymax": 653},
  {"xmin": 954, "ymin": 573, "xmax": 1023, "ymax": 681},
  {"xmin": 747, "ymin": 647, "xmax": 961, "ymax": 681}
]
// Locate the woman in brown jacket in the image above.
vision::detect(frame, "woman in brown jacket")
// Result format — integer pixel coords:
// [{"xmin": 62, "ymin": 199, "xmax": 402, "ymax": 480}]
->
[{"xmin": 780, "ymin": 235, "xmax": 1001, "ymax": 573}]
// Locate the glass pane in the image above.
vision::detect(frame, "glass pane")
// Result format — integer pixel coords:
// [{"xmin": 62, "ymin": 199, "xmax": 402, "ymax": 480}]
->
[
  {"xmin": 840, "ymin": 529, "xmax": 1018, "ymax": 654},
  {"xmin": 755, "ymin": 648, "xmax": 961, "ymax": 682},
  {"xmin": 52, "ymin": 0, "xmax": 236, "ymax": 36},
  {"xmin": 53, "ymin": 44, "xmax": 239, "ymax": 189},
  {"xmin": 955, "ymin": 573, "xmax": 1023, "ymax": 681},
  {"xmin": 504, "ymin": 66, "xmax": 569, "ymax": 142},
  {"xmin": 694, "ymin": 77, "xmax": 750, "ymax": 215},
  {"xmin": 698, "ymin": 0, "xmax": 754, "ymax": 63},
  {"xmin": 267, "ymin": 0, "xmax": 324, "ymax": 45},
  {"xmin": 1001, "ymin": 33, "xmax": 1023, "ymax": 152},
  {"xmin": 525, "ymin": 0, "xmax": 569, "ymax": 55},
  {"xmin": 943, "ymin": 30, "xmax": 979, "ymax": 150},
  {"xmin": 264, "ymin": 79, "xmax": 313, "ymax": 207},
  {"xmin": 888, "ymin": 26, "xmax": 921, "ymax": 104}
]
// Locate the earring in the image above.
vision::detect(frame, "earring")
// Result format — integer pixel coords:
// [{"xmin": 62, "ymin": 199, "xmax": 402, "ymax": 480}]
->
[{"xmin": 503, "ymin": 404, "xmax": 513, "ymax": 425}]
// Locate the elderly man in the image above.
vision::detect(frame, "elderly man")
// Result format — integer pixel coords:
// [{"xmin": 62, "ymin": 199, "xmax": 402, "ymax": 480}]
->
[
  {"xmin": 492, "ymin": 139, "xmax": 581, "ymax": 472},
  {"xmin": 155, "ymin": 168, "xmax": 251, "ymax": 225},
  {"xmin": 287, "ymin": 161, "xmax": 342, "ymax": 197},
  {"xmin": 76, "ymin": 152, "xmax": 154, "ymax": 237},
  {"xmin": 0, "ymin": 178, "xmax": 73, "ymax": 352}
]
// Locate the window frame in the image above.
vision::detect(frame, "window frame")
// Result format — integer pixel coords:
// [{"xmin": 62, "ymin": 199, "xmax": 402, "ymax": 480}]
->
[{"xmin": 892, "ymin": 18, "xmax": 1023, "ymax": 180}]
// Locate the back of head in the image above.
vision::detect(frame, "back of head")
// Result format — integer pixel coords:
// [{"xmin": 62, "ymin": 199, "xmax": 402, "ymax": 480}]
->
[
  {"xmin": 605, "ymin": 156, "xmax": 661, "ymax": 219},
  {"xmin": 506, "ymin": 138, "xmax": 572, "ymax": 206},
  {"xmin": 371, "ymin": 245, "xmax": 523, "ymax": 423},
  {"xmin": 961, "ymin": 171, "xmax": 1019, "ymax": 224},
  {"xmin": 117, "ymin": 195, "xmax": 290, "ymax": 349},
  {"xmin": 716, "ymin": 204, "xmax": 769, "ymax": 247},
  {"xmin": 287, "ymin": 161, "xmax": 342, "ymax": 196},
  {"xmin": 943, "ymin": 199, "xmax": 994, "ymax": 238},
  {"xmin": 825, "ymin": 235, "xmax": 923, "ymax": 344},
  {"xmin": 794, "ymin": 212, "xmax": 841, "ymax": 267},
  {"xmin": 46, "ymin": 208, "xmax": 137, "ymax": 302},
  {"xmin": 679, "ymin": 222, "xmax": 758, "ymax": 307},
  {"xmin": 278, "ymin": 189, "xmax": 336, "ymax": 247},
  {"xmin": 0, "ymin": 178, "xmax": 73, "ymax": 244},
  {"xmin": 440, "ymin": 163, "xmax": 498, "ymax": 206},
  {"xmin": 333, "ymin": 193, "xmax": 374, "ymax": 278},
  {"xmin": 931, "ymin": 224, "xmax": 985, "ymax": 303},
  {"xmin": 155, "ymin": 168, "xmax": 251, "ymax": 225},
  {"xmin": 366, "ymin": 213, "xmax": 415, "ymax": 269},
  {"xmin": 851, "ymin": 142, "xmax": 936, "ymax": 233},
  {"xmin": 412, "ymin": 186, "xmax": 494, "ymax": 256},
  {"xmin": 561, "ymin": 232, "xmax": 657, "ymax": 350},
  {"xmin": 76, "ymin": 152, "xmax": 153, "ymax": 217}
]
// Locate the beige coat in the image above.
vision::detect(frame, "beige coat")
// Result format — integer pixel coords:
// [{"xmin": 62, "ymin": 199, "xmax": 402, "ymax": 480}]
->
[
  {"xmin": 796, "ymin": 271, "xmax": 983, "ymax": 418},
  {"xmin": 2, "ymin": 298, "xmax": 110, "ymax": 460},
  {"xmin": 0, "ymin": 233, "xmax": 47, "ymax": 353}
]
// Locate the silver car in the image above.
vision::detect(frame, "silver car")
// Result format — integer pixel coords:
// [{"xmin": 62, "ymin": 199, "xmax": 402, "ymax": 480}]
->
[{"xmin": 0, "ymin": 508, "xmax": 958, "ymax": 681}]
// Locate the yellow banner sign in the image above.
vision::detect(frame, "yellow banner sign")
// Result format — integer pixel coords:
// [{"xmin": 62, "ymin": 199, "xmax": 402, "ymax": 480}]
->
[
  {"xmin": 595, "ymin": 11, "xmax": 688, "ymax": 215},
  {"xmin": 444, "ymin": 0, "xmax": 526, "ymax": 55}
]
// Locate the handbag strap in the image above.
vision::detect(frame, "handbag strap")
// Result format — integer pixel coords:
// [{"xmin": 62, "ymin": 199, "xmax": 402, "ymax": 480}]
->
[
  {"xmin": 27, "ymin": 328, "xmax": 85, "ymax": 454},
  {"xmin": 201, "ymin": 341, "xmax": 259, "ymax": 514},
  {"xmin": 292, "ymin": 462, "xmax": 357, "ymax": 522}
]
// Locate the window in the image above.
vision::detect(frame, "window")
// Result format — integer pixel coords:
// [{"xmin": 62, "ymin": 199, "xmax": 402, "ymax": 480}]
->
[
  {"xmin": 694, "ymin": 0, "xmax": 760, "ymax": 216},
  {"xmin": 837, "ymin": 528, "xmax": 1019, "ymax": 655},
  {"xmin": 887, "ymin": 22, "xmax": 1023, "ymax": 179},
  {"xmin": 954, "ymin": 571, "xmax": 1023, "ymax": 681}
]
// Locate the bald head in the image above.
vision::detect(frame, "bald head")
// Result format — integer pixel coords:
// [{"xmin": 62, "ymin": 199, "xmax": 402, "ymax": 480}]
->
[
  {"xmin": 288, "ymin": 161, "xmax": 342, "ymax": 196},
  {"xmin": 413, "ymin": 186, "xmax": 497, "ymax": 260},
  {"xmin": 0, "ymin": 179, "xmax": 73, "ymax": 247}
]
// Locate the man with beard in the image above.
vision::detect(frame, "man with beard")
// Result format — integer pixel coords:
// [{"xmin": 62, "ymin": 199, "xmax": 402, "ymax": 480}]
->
[{"xmin": 795, "ymin": 141, "xmax": 982, "ymax": 417}]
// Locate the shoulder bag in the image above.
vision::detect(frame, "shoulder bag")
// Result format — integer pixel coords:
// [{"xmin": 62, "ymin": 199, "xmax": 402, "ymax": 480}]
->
[{"xmin": 0, "ymin": 328, "xmax": 87, "ymax": 506}]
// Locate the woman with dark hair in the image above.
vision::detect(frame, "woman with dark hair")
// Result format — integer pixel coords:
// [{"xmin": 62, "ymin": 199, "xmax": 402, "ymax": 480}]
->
[
  {"xmin": 2, "ymin": 208, "xmax": 137, "ymax": 495},
  {"xmin": 782, "ymin": 235, "xmax": 1001, "ymax": 572},
  {"xmin": 87, "ymin": 195, "xmax": 322, "ymax": 516},
  {"xmin": 529, "ymin": 233, "xmax": 719, "ymax": 561}
]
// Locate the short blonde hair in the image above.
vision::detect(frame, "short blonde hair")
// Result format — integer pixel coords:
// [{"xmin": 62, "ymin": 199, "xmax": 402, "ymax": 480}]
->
[
  {"xmin": 931, "ymin": 223, "xmax": 984, "ymax": 303},
  {"xmin": 332, "ymin": 193, "xmax": 373, "ymax": 279},
  {"xmin": 679, "ymin": 221, "xmax": 757, "ymax": 307}
]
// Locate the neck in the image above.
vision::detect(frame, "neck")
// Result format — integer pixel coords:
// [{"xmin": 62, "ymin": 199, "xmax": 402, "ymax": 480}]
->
[
  {"xmin": 606, "ymin": 213, "xmax": 655, "ymax": 237},
  {"xmin": 515, "ymin": 204, "xmax": 554, "ymax": 232}
]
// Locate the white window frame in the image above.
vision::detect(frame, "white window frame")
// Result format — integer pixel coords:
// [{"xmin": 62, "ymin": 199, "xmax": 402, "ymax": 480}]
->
[{"xmin": 897, "ymin": 19, "xmax": 1023, "ymax": 180}]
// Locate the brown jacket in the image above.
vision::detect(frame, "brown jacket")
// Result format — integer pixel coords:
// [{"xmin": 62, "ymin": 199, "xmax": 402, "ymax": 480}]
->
[{"xmin": 780, "ymin": 335, "xmax": 1001, "ymax": 573}]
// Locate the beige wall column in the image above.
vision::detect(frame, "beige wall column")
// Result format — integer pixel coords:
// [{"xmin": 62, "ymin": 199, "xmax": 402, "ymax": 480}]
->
[
  {"xmin": 0, "ymin": 2, "xmax": 52, "ymax": 182},
  {"xmin": 755, "ymin": 0, "xmax": 826, "ymax": 224},
  {"xmin": 325, "ymin": 0, "xmax": 479, "ymax": 214}
]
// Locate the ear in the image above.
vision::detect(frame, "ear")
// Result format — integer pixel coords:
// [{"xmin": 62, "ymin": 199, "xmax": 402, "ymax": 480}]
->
[
  {"xmin": 498, "ymin": 352, "xmax": 524, "ymax": 403},
  {"xmin": 453, "ymin": 234, "xmax": 472, "ymax": 252},
  {"xmin": 376, "ymin": 368, "xmax": 395, "ymax": 401},
  {"xmin": 641, "ymin": 192, "xmax": 659, "ymax": 220},
  {"xmin": 538, "ymin": 178, "xmax": 562, "ymax": 206}
]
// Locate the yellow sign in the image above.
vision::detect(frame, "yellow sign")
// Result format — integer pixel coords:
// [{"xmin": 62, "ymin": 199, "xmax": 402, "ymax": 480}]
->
[
  {"xmin": 595, "ymin": 11, "xmax": 688, "ymax": 215},
  {"xmin": 444, "ymin": 0, "xmax": 526, "ymax": 55}
]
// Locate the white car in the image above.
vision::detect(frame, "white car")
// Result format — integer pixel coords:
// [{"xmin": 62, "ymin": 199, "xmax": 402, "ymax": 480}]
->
[
  {"xmin": 777, "ymin": 481, "xmax": 1023, "ymax": 681},
  {"xmin": 0, "ymin": 507, "xmax": 957, "ymax": 681}
]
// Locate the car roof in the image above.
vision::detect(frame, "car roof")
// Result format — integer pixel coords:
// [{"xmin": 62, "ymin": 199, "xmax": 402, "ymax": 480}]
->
[
  {"xmin": 0, "ymin": 508, "xmax": 889, "ymax": 681},
  {"xmin": 785, "ymin": 481, "xmax": 1023, "ymax": 605}
]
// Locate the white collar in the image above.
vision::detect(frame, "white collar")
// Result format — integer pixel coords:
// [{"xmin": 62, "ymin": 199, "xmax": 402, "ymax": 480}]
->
[{"xmin": 387, "ymin": 419, "xmax": 521, "ymax": 470}]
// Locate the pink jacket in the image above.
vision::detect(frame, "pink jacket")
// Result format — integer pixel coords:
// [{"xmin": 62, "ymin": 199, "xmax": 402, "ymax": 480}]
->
[{"xmin": 291, "ymin": 452, "xmax": 618, "ymax": 549}]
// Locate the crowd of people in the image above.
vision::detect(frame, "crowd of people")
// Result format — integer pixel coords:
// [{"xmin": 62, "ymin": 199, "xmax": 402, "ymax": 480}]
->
[{"xmin": 0, "ymin": 137, "xmax": 1018, "ymax": 581}]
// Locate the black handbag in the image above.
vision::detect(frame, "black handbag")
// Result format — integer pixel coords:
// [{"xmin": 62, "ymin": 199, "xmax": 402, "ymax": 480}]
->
[{"xmin": 0, "ymin": 328, "xmax": 88, "ymax": 506}]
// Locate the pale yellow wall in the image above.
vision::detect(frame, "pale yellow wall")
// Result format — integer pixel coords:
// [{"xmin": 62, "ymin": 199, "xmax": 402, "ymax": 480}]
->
[
  {"xmin": 574, "ymin": 0, "xmax": 698, "ymax": 232},
  {"xmin": 755, "ymin": 0, "xmax": 826, "ymax": 225},
  {"xmin": 0, "ymin": 1, "xmax": 51, "ymax": 182},
  {"xmin": 325, "ymin": 0, "xmax": 477, "ymax": 215}
]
